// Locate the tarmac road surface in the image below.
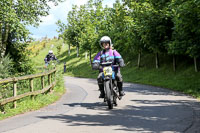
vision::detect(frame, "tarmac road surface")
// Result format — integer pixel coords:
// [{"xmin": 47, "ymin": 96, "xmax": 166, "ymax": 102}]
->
[{"xmin": 0, "ymin": 76, "xmax": 200, "ymax": 133}]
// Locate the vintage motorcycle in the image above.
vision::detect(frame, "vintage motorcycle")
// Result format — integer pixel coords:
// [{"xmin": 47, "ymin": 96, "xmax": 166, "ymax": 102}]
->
[{"xmin": 101, "ymin": 62, "xmax": 121, "ymax": 109}]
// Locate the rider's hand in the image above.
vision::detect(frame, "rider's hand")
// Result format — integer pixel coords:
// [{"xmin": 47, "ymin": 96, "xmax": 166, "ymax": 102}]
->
[
  {"xmin": 119, "ymin": 61, "xmax": 125, "ymax": 67},
  {"xmin": 92, "ymin": 62, "xmax": 100, "ymax": 70}
]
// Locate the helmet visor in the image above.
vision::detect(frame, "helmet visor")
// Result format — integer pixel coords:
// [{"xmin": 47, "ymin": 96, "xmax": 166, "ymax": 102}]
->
[{"xmin": 101, "ymin": 40, "xmax": 110, "ymax": 45}]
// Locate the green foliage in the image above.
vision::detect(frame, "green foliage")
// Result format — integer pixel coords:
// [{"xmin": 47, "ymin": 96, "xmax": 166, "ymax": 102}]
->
[
  {"xmin": 62, "ymin": 47, "xmax": 200, "ymax": 99},
  {"xmin": 56, "ymin": 0, "xmax": 200, "ymax": 71},
  {"xmin": 0, "ymin": 38, "xmax": 66, "ymax": 120},
  {"xmin": 45, "ymin": 60, "xmax": 57, "ymax": 70},
  {"xmin": 0, "ymin": 0, "xmax": 64, "ymax": 74},
  {"xmin": 56, "ymin": 45, "xmax": 62, "ymax": 55},
  {"xmin": 0, "ymin": 71, "xmax": 65, "ymax": 120},
  {"xmin": 169, "ymin": 0, "xmax": 200, "ymax": 58},
  {"xmin": 0, "ymin": 55, "xmax": 13, "ymax": 79},
  {"xmin": 6, "ymin": 41, "xmax": 34, "ymax": 75}
]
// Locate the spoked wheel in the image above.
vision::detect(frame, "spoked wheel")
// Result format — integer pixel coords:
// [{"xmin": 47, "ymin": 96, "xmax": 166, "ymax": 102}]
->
[{"xmin": 104, "ymin": 80, "xmax": 113, "ymax": 109}]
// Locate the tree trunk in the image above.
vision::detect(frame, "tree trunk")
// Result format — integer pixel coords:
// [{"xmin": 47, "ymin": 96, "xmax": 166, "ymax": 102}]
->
[
  {"xmin": 155, "ymin": 53, "xmax": 159, "ymax": 69},
  {"xmin": 3, "ymin": 23, "xmax": 9, "ymax": 44},
  {"xmin": 76, "ymin": 46, "xmax": 79, "ymax": 57},
  {"xmin": 0, "ymin": 22, "xmax": 7, "ymax": 58},
  {"xmin": 0, "ymin": 22, "xmax": 2, "ymax": 58},
  {"xmin": 89, "ymin": 50, "xmax": 92, "ymax": 65},
  {"xmin": 173, "ymin": 55, "xmax": 176, "ymax": 72},
  {"xmin": 68, "ymin": 44, "xmax": 70, "ymax": 56},
  {"xmin": 0, "ymin": 22, "xmax": 9, "ymax": 57},
  {"xmin": 137, "ymin": 52, "xmax": 141, "ymax": 68},
  {"xmin": 85, "ymin": 52, "xmax": 88, "ymax": 59},
  {"xmin": 194, "ymin": 57, "xmax": 198, "ymax": 72}
]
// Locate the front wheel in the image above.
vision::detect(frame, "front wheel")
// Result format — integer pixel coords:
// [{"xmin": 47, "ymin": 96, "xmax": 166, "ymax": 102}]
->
[{"xmin": 104, "ymin": 80, "xmax": 113, "ymax": 109}]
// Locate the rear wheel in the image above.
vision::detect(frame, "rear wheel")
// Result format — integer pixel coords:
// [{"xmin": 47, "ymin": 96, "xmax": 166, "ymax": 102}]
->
[{"xmin": 105, "ymin": 80, "xmax": 113, "ymax": 109}]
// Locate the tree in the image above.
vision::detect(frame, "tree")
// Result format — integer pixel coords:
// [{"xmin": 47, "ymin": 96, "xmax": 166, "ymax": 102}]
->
[
  {"xmin": 127, "ymin": 0, "xmax": 173, "ymax": 68},
  {"xmin": 0, "ymin": 0, "xmax": 63, "ymax": 73},
  {"xmin": 66, "ymin": 5, "xmax": 81, "ymax": 57},
  {"xmin": 169, "ymin": 0, "xmax": 200, "ymax": 72}
]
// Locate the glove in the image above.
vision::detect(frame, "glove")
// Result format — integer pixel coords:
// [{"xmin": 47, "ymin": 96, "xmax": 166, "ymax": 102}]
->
[
  {"xmin": 92, "ymin": 62, "xmax": 100, "ymax": 70},
  {"xmin": 118, "ymin": 59, "xmax": 125, "ymax": 67}
]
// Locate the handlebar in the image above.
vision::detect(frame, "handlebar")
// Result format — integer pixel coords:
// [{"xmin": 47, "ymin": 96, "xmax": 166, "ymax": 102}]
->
[
  {"xmin": 100, "ymin": 62, "xmax": 119, "ymax": 67},
  {"xmin": 101, "ymin": 62, "xmax": 112, "ymax": 66}
]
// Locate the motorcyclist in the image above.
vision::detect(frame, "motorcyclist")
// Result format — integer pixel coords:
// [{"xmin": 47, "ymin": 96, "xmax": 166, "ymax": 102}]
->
[
  {"xmin": 44, "ymin": 50, "xmax": 57, "ymax": 67},
  {"xmin": 92, "ymin": 36, "xmax": 125, "ymax": 98}
]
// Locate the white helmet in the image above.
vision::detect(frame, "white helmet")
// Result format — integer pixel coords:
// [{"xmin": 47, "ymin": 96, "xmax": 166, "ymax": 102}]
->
[
  {"xmin": 49, "ymin": 50, "xmax": 53, "ymax": 54},
  {"xmin": 99, "ymin": 36, "xmax": 112, "ymax": 49}
]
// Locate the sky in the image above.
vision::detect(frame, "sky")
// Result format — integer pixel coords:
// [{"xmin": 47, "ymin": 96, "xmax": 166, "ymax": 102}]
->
[{"xmin": 28, "ymin": 0, "xmax": 116, "ymax": 40}]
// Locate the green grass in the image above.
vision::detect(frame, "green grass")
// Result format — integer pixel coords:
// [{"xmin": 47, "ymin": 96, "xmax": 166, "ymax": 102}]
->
[
  {"xmin": 60, "ymin": 48, "xmax": 200, "ymax": 99},
  {"xmin": 0, "ymin": 39, "xmax": 66, "ymax": 120},
  {"xmin": 1, "ymin": 38, "xmax": 199, "ymax": 120},
  {"xmin": 32, "ymin": 38, "xmax": 200, "ymax": 99},
  {"xmin": 32, "ymin": 39, "xmax": 64, "ymax": 67},
  {"xmin": 120, "ymin": 54, "xmax": 200, "ymax": 98},
  {"xmin": 0, "ymin": 71, "xmax": 65, "ymax": 120},
  {"xmin": 122, "ymin": 63, "xmax": 200, "ymax": 98}
]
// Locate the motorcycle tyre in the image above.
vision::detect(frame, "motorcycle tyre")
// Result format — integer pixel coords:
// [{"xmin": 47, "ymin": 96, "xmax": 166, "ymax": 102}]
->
[{"xmin": 105, "ymin": 80, "xmax": 113, "ymax": 109}]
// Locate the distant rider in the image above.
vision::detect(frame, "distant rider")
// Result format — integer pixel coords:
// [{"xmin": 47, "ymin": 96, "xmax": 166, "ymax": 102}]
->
[
  {"xmin": 92, "ymin": 36, "xmax": 125, "ymax": 98},
  {"xmin": 44, "ymin": 50, "xmax": 57, "ymax": 67}
]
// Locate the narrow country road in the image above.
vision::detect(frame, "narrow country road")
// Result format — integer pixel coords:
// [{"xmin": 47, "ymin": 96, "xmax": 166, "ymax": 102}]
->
[{"xmin": 0, "ymin": 76, "xmax": 200, "ymax": 133}]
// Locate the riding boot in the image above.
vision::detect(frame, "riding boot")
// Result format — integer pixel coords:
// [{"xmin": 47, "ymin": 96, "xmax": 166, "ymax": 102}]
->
[
  {"xmin": 117, "ymin": 82, "xmax": 125, "ymax": 96},
  {"xmin": 98, "ymin": 84, "xmax": 105, "ymax": 98}
]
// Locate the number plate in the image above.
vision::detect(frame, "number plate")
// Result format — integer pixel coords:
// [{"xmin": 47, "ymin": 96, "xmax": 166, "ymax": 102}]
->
[{"xmin": 103, "ymin": 66, "xmax": 112, "ymax": 76}]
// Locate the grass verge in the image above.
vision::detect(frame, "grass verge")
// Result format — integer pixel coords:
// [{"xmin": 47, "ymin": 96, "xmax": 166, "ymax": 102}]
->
[
  {"xmin": 61, "ymin": 49, "xmax": 200, "ymax": 100},
  {"xmin": 2, "ymin": 38, "xmax": 199, "ymax": 120},
  {"xmin": 0, "ymin": 38, "xmax": 66, "ymax": 120},
  {"xmin": 30, "ymin": 39, "xmax": 200, "ymax": 99},
  {"xmin": 0, "ymin": 70, "xmax": 65, "ymax": 120}
]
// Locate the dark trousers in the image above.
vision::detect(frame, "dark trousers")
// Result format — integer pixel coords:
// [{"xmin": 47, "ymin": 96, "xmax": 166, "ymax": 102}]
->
[{"xmin": 97, "ymin": 71, "xmax": 123, "ymax": 93}]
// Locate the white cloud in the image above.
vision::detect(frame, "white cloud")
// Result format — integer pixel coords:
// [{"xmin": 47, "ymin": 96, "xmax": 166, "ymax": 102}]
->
[
  {"xmin": 73, "ymin": 0, "xmax": 88, "ymax": 7},
  {"xmin": 30, "ymin": 34, "xmax": 42, "ymax": 40},
  {"xmin": 38, "ymin": 0, "xmax": 89, "ymax": 27},
  {"xmin": 40, "ymin": 14, "xmax": 56, "ymax": 26},
  {"xmin": 103, "ymin": 0, "xmax": 115, "ymax": 7},
  {"xmin": 29, "ymin": 0, "xmax": 116, "ymax": 39}
]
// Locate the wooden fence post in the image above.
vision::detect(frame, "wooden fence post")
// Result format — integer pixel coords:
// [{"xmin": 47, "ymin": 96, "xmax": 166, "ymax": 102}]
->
[
  {"xmin": 0, "ymin": 69, "xmax": 57, "ymax": 108},
  {"xmin": 53, "ymin": 71, "xmax": 56, "ymax": 81},
  {"xmin": 30, "ymin": 79, "xmax": 34, "ymax": 100},
  {"xmin": 41, "ymin": 76, "xmax": 44, "ymax": 89},
  {"xmin": 48, "ymin": 74, "xmax": 51, "ymax": 85},
  {"xmin": 48, "ymin": 74, "xmax": 52, "ymax": 92},
  {"xmin": 13, "ymin": 79, "xmax": 17, "ymax": 108}
]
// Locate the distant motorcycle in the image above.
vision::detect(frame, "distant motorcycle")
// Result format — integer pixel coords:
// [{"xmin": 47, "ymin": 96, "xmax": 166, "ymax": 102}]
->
[
  {"xmin": 44, "ymin": 60, "xmax": 57, "ymax": 70},
  {"xmin": 101, "ymin": 62, "xmax": 121, "ymax": 109}
]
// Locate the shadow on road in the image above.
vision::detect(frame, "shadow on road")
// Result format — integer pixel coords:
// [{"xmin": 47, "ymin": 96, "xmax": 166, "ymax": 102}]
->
[
  {"xmin": 123, "ymin": 84, "xmax": 189, "ymax": 97},
  {"xmin": 38, "ymin": 98, "xmax": 200, "ymax": 132},
  {"xmin": 85, "ymin": 78, "xmax": 190, "ymax": 97},
  {"xmin": 38, "ymin": 77, "xmax": 200, "ymax": 132},
  {"xmin": 64, "ymin": 102, "xmax": 107, "ymax": 110}
]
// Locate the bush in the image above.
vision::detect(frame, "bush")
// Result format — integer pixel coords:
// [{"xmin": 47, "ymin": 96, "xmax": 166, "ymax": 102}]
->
[
  {"xmin": 0, "ymin": 55, "xmax": 13, "ymax": 79},
  {"xmin": 6, "ymin": 41, "xmax": 35, "ymax": 75}
]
